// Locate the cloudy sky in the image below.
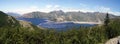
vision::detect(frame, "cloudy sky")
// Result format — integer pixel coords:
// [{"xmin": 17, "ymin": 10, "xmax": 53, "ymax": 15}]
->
[{"xmin": 0, "ymin": 0, "xmax": 120, "ymax": 16}]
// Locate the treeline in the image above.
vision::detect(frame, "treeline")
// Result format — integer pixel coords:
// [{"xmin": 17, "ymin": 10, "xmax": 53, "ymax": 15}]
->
[
  {"xmin": 0, "ymin": 18, "xmax": 120, "ymax": 44},
  {"xmin": 0, "ymin": 12, "xmax": 120, "ymax": 44}
]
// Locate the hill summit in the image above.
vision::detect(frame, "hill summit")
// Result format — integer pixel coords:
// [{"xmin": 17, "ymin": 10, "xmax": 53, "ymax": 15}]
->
[{"xmin": 0, "ymin": 11, "xmax": 20, "ymax": 27}]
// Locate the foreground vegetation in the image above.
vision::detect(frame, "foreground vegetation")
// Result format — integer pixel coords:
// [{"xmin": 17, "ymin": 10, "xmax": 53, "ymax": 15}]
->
[
  {"xmin": 0, "ymin": 18, "xmax": 119, "ymax": 44},
  {"xmin": 0, "ymin": 11, "xmax": 120, "ymax": 44}
]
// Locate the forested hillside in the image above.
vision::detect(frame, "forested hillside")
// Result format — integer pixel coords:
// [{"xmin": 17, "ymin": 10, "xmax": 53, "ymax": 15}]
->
[
  {"xmin": 0, "ymin": 11, "xmax": 120, "ymax": 44},
  {"xmin": 0, "ymin": 11, "xmax": 20, "ymax": 27}
]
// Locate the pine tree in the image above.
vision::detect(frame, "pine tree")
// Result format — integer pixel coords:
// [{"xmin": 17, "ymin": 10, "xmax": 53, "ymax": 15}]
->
[{"xmin": 104, "ymin": 13, "xmax": 110, "ymax": 26}]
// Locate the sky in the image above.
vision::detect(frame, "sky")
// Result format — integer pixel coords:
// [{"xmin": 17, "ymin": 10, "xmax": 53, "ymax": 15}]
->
[{"xmin": 0, "ymin": 0, "xmax": 120, "ymax": 16}]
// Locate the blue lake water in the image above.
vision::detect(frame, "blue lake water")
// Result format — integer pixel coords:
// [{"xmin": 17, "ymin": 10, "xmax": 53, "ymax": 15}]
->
[
  {"xmin": 38, "ymin": 22, "xmax": 96, "ymax": 30},
  {"xmin": 17, "ymin": 18, "xmax": 97, "ymax": 30}
]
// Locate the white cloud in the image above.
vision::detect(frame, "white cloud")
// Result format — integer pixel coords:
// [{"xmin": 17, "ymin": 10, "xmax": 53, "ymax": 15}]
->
[
  {"xmin": 93, "ymin": 6, "xmax": 120, "ymax": 16},
  {"xmin": 80, "ymin": 3, "xmax": 87, "ymax": 7},
  {"xmin": 4, "ymin": 4, "xmax": 120, "ymax": 16},
  {"xmin": 39, "ymin": 4, "xmax": 61, "ymax": 12},
  {"xmin": 109, "ymin": 11, "xmax": 120, "ymax": 16},
  {"xmin": 6, "ymin": 6, "xmax": 40, "ymax": 15},
  {"xmin": 95, "ymin": 6, "xmax": 111, "ymax": 12},
  {"xmin": 30, "ymin": 6, "xmax": 39, "ymax": 10},
  {"xmin": 54, "ymin": 5, "xmax": 60, "ymax": 8},
  {"xmin": 45, "ymin": 5, "xmax": 60, "ymax": 9},
  {"xmin": 46, "ymin": 5, "xmax": 53, "ymax": 9}
]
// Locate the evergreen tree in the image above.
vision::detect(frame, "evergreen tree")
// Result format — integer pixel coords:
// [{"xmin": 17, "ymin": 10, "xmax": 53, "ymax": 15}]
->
[{"xmin": 104, "ymin": 13, "xmax": 110, "ymax": 26}]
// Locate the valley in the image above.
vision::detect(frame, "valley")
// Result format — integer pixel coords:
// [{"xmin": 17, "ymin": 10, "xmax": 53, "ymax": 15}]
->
[
  {"xmin": 0, "ymin": 10, "xmax": 120, "ymax": 44},
  {"xmin": 11, "ymin": 10, "xmax": 114, "ymax": 30},
  {"xmin": 0, "ymin": 0, "xmax": 120, "ymax": 44}
]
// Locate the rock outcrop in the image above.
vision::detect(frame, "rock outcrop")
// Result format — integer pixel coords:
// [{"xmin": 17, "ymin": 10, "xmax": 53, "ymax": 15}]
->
[{"xmin": 105, "ymin": 36, "xmax": 120, "ymax": 44}]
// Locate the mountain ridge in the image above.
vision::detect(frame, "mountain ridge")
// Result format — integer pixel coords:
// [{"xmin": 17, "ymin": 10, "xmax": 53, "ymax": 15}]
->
[{"xmin": 22, "ymin": 10, "xmax": 115, "ymax": 22}]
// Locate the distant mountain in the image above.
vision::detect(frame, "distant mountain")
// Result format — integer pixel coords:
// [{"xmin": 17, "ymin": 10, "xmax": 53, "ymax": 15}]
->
[
  {"xmin": 22, "ymin": 10, "xmax": 115, "ymax": 22},
  {"xmin": 18, "ymin": 10, "xmax": 116, "ymax": 30},
  {"xmin": 23, "ymin": 11, "xmax": 48, "ymax": 18},
  {"xmin": 7, "ymin": 12, "xmax": 21, "ymax": 17}
]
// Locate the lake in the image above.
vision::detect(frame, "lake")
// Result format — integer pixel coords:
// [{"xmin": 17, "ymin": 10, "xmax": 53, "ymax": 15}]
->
[{"xmin": 17, "ymin": 18, "xmax": 97, "ymax": 30}]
